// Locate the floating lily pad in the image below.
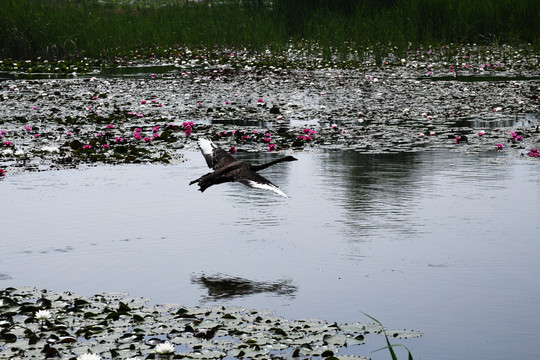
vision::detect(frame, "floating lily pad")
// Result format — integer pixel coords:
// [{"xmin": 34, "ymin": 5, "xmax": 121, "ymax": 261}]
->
[{"xmin": 0, "ymin": 287, "xmax": 421, "ymax": 359}]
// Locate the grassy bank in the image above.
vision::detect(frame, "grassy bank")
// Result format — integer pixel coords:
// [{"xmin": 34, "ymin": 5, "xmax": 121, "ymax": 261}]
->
[{"xmin": 0, "ymin": 0, "xmax": 538, "ymax": 60}]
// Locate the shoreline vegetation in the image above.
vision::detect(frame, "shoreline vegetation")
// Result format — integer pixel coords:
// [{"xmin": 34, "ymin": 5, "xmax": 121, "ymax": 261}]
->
[{"xmin": 1, "ymin": 0, "xmax": 539, "ymax": 64}]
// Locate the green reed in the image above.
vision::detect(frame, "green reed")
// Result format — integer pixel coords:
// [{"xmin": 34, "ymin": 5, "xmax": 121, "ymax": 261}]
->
[{"xmin": 0, "ymin": 0, "xmax": 538, "ymax": 60}]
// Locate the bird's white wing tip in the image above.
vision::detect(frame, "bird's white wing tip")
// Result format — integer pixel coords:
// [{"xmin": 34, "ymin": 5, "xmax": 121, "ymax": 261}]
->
[
  {"xmin": 197, "ymin": 138, "xmax": 215, "ymax": 156},
  {"xmin": 247, "ymin": 180, "xmax": 290, "ymax": 198}
]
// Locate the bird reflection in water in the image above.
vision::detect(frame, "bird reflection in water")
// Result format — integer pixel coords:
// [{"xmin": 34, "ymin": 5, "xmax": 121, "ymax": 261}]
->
[{"xmin": 191, "ymin": 274, "xmax": 297, "ymax": 301}]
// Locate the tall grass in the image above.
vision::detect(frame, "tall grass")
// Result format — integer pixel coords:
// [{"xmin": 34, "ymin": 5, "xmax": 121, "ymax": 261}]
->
[{"xmin": 0, "ymin": 0, "xmax": 538, "ymax": 60}]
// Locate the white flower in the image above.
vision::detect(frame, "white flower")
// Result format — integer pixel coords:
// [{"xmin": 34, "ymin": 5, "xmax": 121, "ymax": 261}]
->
[
  {"xmin": 155, "ymin": 342, "xmax": 175, "ymax": 354},
  {"xmin": 78, "ymin": 354, "xmax": 101, "ymax": 360},
  {"xmin": 35, "ymin": 310, "xmax": 52, "ymax": 321}
]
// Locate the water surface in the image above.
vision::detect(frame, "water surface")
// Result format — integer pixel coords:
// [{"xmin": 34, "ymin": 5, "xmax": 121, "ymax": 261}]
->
[{"xmin": 1, "ymin": 150, "xmax": 539, "ymax": 360}]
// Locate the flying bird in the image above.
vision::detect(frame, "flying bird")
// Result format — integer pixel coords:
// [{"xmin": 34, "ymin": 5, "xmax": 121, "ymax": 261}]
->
[{"xmin": 190, "ymin": 138, "xmax": 297, "ymax": 198}]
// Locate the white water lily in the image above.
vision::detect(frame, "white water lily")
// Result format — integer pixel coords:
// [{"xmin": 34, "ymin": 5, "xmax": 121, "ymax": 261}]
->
[
  {"xmin": 35, "ymin": 309, "xmax": 52, "ymax": 321},
  {"xmin": 155, "ymin": 341, "xmax": 175, "ymax": 354},
  {"xmin": 78, "ymin": 354, "xmax": 101, "ymax": 360}
]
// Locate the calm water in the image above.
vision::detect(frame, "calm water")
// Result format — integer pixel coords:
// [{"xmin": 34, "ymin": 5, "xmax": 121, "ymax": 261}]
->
[{"xmin": 1, "ymin": 150, "xmax": 539, "ymax": 360}]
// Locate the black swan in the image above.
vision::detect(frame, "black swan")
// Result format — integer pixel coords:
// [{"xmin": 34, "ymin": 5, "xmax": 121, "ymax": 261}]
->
[{"xmin": 189, "ymin": 138, "xmax": 297, "ymax": 198}]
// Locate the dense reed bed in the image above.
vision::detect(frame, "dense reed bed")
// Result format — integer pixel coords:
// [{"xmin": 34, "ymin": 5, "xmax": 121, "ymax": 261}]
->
[{"xmin": 0, "ymin": 0, "xmax": 538, "ymax": 61}]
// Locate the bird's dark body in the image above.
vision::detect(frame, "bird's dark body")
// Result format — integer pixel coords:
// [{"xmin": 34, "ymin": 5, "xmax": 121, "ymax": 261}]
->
[{"xmin": 190, "ymin": 138, "xmax": 297, "ymax": 198}]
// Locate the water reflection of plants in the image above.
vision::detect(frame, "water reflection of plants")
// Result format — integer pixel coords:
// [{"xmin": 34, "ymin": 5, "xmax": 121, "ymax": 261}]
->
[{"xmin": 0, "ymin": 287, "xmax": 421, "ymax": 360}]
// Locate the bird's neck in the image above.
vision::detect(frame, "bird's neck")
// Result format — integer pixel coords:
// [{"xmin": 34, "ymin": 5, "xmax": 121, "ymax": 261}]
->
[{"xmin": 251, "ymin": 158, "xmax": 288, "ymax": 172}]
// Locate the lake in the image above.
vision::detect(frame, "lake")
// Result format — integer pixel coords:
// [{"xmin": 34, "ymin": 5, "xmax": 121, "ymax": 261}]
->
[{"xmin": 1, "ymin": 149, "xmax": 539, "ymax": 360}]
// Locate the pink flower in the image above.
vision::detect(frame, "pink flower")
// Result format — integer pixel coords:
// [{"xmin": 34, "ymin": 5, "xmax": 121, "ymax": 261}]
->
[
  {"xmin": 34, "ymin": 134, "xmax": 40, "ymax": 138},
  {"xmin": 82, "ymin": 144, "xmax": 92, "ymax": 150},
  {"xmin": 3, "ymin": 141, "xmax": 13, "ymax": 147},
  {"xmin": 0, "ymin": 169, "xmax": 5, "ymax": 177},
  {"xmin": 140, "ymin": 100, "xmax": 147, "ymax": 105},
  {"xmin": 106, "ymin": 124, "xmax": 115, "ymax": 129},
  {"xmin": 133, "ymin": 133, "xmax": 142, "ymax": 140},
  {"xmin": 152, "ymin": 126, "xmax": 160, "ymax": 133},
  {"xmin": 263, "ymin": 137, "xmax": 272, "ymax": 142},
  {"xmin": 143, "ymin": 137, "xmax": 152, "ymax": 143},
  {"xmin": 496, "ymin": 143, "xmax": 504, "ymax": 151},
  {"xmin": 135, "ymin": 128, "xmax": 142, "ymax": 132},
  {"xmin": 67, "ymin": 131, "xmax": 73, "ymax": 136},
  {"xmin": 268, "ymin": 144, "xmax": 276, "ymax": 152},
  {"xmin": 478, "ymin": 131, "xmax": 485, "ymax": 136},
  {"xmin": 24, "ymin": 125, "xmax": 31, "ymax": 131},
  {"xmin": 102, "ymin": 144, "xmax": 110, "ymax": 149},
  {"xmin": 257, "ymin": 98, "xmax": 264, "ymax": 103},
  {"xmin": 528, "ymin": 149, "xmax": 540, "ymax": 157},
  {"xmin": 297, "ymin": 135, "xmax": 312, "ymax": 141},
  {"xmin": 419, "ymin": 133, "xmax": 425, "ymax": 137},
  {"xmin": 96, "ymin": 133, "xmax": 102, "ymax": 137},
  {"xmin": 1, "ymin": 130, "xmax": 7, "ymax": 136},
  {"xmin": 229, "ymin": 146, "xmax": 237, "ymax": 154}
]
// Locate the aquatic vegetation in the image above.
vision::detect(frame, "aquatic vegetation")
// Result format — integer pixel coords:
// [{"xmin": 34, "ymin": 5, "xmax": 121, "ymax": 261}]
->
[
  {"xmin": 0, "ymin": 287, "xmax": 421, "ymax": 360},
  {"xmin": 363, "ymin": 313, "xmax": 415, "ymax": 360}
]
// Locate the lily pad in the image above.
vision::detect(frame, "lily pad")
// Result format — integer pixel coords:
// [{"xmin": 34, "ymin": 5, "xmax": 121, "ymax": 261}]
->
[{"xmin": 0, "ymin": 287, "xmax": 421, "ymax": 360}]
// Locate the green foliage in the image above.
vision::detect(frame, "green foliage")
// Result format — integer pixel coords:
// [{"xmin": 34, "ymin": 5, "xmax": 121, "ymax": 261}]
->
[
  {"xmin": 0, "ymin": 0, "xmax": 538, "ymax": 60},
  {"xmin": 363, "ymin": 312, "xmax": 414, "ymax": 360}
]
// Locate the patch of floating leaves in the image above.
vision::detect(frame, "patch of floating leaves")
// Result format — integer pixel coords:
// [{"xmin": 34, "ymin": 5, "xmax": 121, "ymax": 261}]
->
[{"xmin": 0, "ymin": 287, "xmax": 421, "ymax": 359}]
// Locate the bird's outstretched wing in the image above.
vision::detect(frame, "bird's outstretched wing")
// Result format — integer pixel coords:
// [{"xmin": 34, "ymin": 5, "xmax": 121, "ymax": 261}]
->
[
  {"xmin": 197, "ymin": 138, "xmax": 237, "ymax": 170},
  {"xmin": 238, "ymin": 172, "xmax": 290, "ymax": 198}
]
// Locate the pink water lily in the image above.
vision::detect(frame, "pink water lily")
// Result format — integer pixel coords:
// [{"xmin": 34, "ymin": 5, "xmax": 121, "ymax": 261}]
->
[{"xmin": 527, "ymin": 149, "xmax": 538, "ymax": 157}]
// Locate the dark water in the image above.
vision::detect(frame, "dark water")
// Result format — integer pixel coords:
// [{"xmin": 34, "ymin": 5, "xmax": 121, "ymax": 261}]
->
[{"xmin": 1, "ymin": 150, "xmax": 539, "ymax": 360}]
